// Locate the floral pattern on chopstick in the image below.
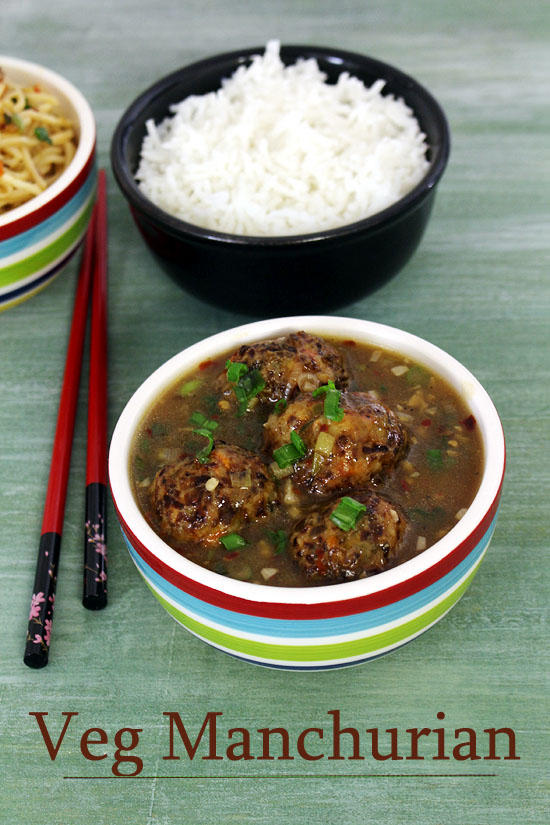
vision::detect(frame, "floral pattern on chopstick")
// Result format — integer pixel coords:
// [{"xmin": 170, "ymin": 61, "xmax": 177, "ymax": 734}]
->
[
  {"xmin": 29, "ymin": 591, "xmax": 45, "ymax": 620},
  {"xmin": 85, "ymin": 514, "xmax": 107, "ymax": 585},
  {"xmin": 27, "ymin": 588, "xmax": 56, "ymax": 651}
]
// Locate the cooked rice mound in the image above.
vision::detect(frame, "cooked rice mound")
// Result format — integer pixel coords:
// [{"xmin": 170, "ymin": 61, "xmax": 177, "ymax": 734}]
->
[{"xmin": 136, "ymin": 40, "xmax": 430, "ymax": 236}]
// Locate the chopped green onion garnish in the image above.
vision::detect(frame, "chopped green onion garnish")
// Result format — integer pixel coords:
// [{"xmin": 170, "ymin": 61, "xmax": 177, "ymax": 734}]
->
[
  {"xmin": 193, "ymin": 427, "xmax": 215, "ymax": 463},
  {"xmin": 272, "ymin": 443, "xmax": 299, "ymax": 469},
  {"xmin": 220, "ymin": 533, "xmax": 247, "ymax": 550},
  {"xmin": 408, "ymin": 506, "xmax": 446, "ymax": 523},
  {"xmin": 226, "ymin": 360, "xmax": 248, "ymax": 383},
  {"xmin": 234, "ymin": 371, "xmax": 266, "ymax": 415},
  {"xmin": 273, "ymin": 430, "xmax": 307, "ymax": 469},
  {"xmin": 34, "ymin": 126, "xmax": 52, "ymax": 143},
  {"xmin": 134, "ymin": 455, "xmax": 146, "ymax": 476},
  {"xmin": 189, "ymin": 410, "xmax": 218, "ymax": 431},
  {"xmin": 242, "ymin": 370, "xmax": 265, "ymax": 398},
  {"xmin": 406, "ymin": 365, "xmax": 430, "ymax": 386},
  {"xmin": 312, "ymin": 430, "xmax": 335, "ymax": 475},
  {"xmin": 426, "ymin": 448, "xmax": 444, "ymax": 470},
  {"xmin": 312, "ymin": 380, "xmax": 344, "ymax": 422},
  {"xmin": 180, "ymin": 378, "xmax": 202, "ymax": 396},
  {"xmin": 12, "ymin": 113, "xmax": 24, "ymax": 132},
  {"xmin": 225, "ymin": 360, "xmax": 266, "ymax": 414},
  {"xmin": 290, "ymin": 430, "xmax": 306, "ymax": 453},
  {"xmin": 150, "ymin": 421, "xmax": 167, "ymax": 437},
  {"xmin": 274, "ymin": 398, "xmax": 287, "ymax": 414},
  {"xmin": 266, "ymin": 529, "xmax": 287, "ymax": 555},
  {"xmin": 324, "ymin": 388, "xmax": 344, "ymax": 422},
  {"xmin": 312, "ymin": 380, "xmax": 336, "ymax": 398},
  {"xmin": 330, "ymin": 497, "xmax": 367, "ymax": 532}
]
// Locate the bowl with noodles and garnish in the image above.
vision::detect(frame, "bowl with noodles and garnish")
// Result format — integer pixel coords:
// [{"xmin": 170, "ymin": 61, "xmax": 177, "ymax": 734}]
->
[{"xmin": 0, "ymin": 56, "xmax": 96, "ymax": 311}]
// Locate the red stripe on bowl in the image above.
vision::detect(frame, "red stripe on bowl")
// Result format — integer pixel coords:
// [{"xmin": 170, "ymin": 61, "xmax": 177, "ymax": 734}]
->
[
  {"xmin": 114, "ymin": 478, "xmax": 503, "ymax": 620},
  {"xmin": 0, "ymin": 147, "xmax": 96, "ymax": 241}
]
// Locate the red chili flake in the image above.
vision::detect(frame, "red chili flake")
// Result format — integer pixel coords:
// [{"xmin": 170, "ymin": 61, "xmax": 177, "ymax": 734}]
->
[
  {"xmin": 315, "ymin": 548, "xmax": 326, "ymax": 574},
  {"xmin": 319, "ymin": 422, "xmax": 328, "ymax": 432},
  {"xmin": 223, "ymin": 551, "xmax": 240, "ymax": 560},
  {"xmin": 34, "ymin": 85, "xmax": 41, "ymax": 92},
  {"xmin": 421, "ymin": 419, "xmax": 431, "ymax": 427},
  {"xmin": 146, "ymin": 427, "xmax": 153, "ymax": 437},
  {"xmin": 342, "ymin": 339, "xmax": 356, "ymax": 347},
  {"xmin": 199, "ymin": 359, "xmax": 216, "ymax": 371},
  {"xmin": 401, "ymin": 479, "xmax": 410, "ymax": 491},
  {"xmin": 461, "ymin": 414, "xmax": 477, "ymax": 431}
]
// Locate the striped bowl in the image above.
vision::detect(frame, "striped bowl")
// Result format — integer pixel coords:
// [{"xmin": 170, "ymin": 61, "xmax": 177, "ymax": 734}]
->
[
  {"xmin": 109, "ymin": 317, "xmax": 506, "ymax": 670},
  {"xmin": 0, "ymin": 56, "xmax": 96, "ymax": 311}
]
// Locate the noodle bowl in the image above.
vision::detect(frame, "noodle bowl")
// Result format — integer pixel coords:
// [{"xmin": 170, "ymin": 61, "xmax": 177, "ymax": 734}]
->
[
  {"xmin": 0, "ymin": 68, "xmax": 78, "ymax": 214},
  {"xmin": 0, "ymin": 55, "xmax": 95, "ymax": 311}
]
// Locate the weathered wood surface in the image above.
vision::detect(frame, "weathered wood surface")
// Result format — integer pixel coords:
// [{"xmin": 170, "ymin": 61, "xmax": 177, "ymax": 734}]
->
[{"xmin": 0, "ymin": 1, "xmax": 548, "ymax": 822}]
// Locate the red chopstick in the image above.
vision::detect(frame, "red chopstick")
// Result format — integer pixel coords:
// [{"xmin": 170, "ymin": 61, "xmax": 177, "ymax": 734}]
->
[
  {"xmin": 24, "ymin": 203, "xmax": 96, "ymax": 668},
  {"xmin": 83, "ymin": 169, "xmax": 109, "ymax": 609}
]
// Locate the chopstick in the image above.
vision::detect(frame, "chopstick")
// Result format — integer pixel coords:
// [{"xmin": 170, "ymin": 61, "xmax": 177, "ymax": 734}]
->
[
  {"xmin": 24, "ymin": 203, "xmax": 96, "ymax": 668},
  {"xmin": 24, "ymin": 169, "xmax": 109, "ymax": 666},
  {"xmin": 83, "ymin": 170, "xmax": 108, "ymax": 610}
]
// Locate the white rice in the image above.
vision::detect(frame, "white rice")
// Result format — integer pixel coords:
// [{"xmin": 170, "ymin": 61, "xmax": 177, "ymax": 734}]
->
[{"xmin": 136, "ymin": 41, "xmax": 430, "ymax": 237}]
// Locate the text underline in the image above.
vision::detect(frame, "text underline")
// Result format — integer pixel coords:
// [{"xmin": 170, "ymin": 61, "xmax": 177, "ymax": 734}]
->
[{"xmin": 64, "ymin": 773, "xmax": 498, "ymax": 779}]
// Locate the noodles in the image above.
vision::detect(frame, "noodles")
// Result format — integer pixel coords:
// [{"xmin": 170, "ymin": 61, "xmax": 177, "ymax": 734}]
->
[{"xmin": 0, "ymin": 67, "xmax": 77, "ymax": 214}]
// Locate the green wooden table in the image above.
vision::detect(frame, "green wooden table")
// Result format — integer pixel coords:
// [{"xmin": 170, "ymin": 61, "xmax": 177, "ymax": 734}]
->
[{"xmin": 1, "ymin": 1, "xmax": 548, "ymax": 822}]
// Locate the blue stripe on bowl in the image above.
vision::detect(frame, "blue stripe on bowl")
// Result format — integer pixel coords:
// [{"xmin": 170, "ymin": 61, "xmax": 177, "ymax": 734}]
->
[
  {"xmin": 122, "ymin": 510, "xmax": 497, "ymax": 639},
  {"xmin": 0, "ymin": 165, "xmax": 97, "ymax": 259}
]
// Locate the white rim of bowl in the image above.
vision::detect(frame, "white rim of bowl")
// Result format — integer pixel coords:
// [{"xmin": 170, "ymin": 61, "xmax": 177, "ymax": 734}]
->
[
  {"xmin": 0, "ymin": 55, "xmax": 96, "ymax": 229},
  {"xmin": 109, "ymin": 316, "xmax": 505, "ymax": 605}
]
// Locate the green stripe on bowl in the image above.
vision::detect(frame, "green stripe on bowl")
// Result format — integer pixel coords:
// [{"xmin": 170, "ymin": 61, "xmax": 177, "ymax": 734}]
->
[
  {"xmin": 0, "ymin": 196, "xmax": 93, "ymax": 287},
  {"xmin": 143, "ymin": 563, "xmax": 480, "ymax": 663},
  {"xmin": 0, "ymin": 270, "xmax": 62, "ymax": 312}
]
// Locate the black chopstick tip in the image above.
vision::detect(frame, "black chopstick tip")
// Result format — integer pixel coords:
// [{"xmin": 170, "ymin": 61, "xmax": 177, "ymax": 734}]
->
[
  {"xmin": 83, "ymin": 483, "xmax": 108, "ymax": 611},
  {"xmin": 24, "ymin": 532, "xmax": 60, "ymax": 669},
  {"xmin": 23, "ymin": 649, "xmax": 49, "ymax": 669},
  {"xmin": 82, "ymin": 591, "xmax": 108, "ymax": 610}
]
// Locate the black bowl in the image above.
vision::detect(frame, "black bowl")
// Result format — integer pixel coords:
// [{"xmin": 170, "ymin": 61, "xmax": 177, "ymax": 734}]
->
[{"xmin": 111, "ymin": 45, "xmax": 450, "ymax": 316}]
